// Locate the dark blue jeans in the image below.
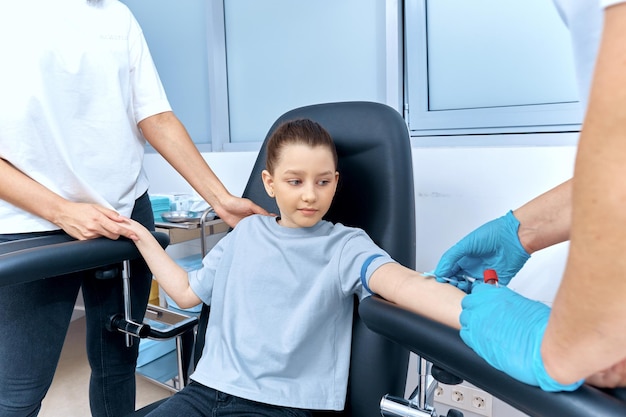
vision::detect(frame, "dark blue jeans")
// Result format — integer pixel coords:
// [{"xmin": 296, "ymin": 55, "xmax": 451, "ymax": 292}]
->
[
  {"xmin": 145, "ymin": 381, "xmax": 313, "ymax": 417},
  {"xmin": 0, "ymin": 193, "xmax": 154, "ymax": 417}
]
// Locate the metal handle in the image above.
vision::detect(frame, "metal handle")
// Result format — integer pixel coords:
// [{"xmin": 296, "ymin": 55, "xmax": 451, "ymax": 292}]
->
[
  {"xmin": 107, "ymin": 314, "xmax": 150, "ymax": 339},
  {"xmin": 122, "ymin": 260, "xmax": 133, "ymax": 347},
  {"xmin": 200, "ymin": 208, "xmax": 215, "ymax": 257},
  {"xmin": 380, "ymin": 395, "xmax": 435, "ymax": 417}
]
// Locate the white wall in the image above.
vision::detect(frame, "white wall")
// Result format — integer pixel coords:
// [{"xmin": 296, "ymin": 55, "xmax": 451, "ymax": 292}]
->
[{"xmin": 144, "ymin": 134, "xmax": 577, "ymax": 305}]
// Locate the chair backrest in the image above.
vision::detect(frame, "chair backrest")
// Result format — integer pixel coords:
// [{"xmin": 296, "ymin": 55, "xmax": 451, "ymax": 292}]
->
[{"xmin": 241, "ymin": 101, "xmax": 414, "ymax": 416}]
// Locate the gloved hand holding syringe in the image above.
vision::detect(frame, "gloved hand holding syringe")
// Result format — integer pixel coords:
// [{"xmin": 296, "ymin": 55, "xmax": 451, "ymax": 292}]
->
[{"xmin": 431, "ymin": 211, "xmax": 530, "ymax": 292}]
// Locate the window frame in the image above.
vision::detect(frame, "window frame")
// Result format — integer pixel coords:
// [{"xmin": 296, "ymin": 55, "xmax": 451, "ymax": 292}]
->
[{"xmin": 404, "ymin": 0, "xmax": 583, "ymax": 141}]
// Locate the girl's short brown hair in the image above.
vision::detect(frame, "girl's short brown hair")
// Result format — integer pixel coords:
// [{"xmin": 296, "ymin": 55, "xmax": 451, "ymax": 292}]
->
[{"xmin": 265, "ymin": 119, "xmax": 338, "ymax": 174}]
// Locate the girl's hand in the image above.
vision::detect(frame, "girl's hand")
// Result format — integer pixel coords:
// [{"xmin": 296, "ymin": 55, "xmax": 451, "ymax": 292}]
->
[{"xmin": 114, "ymin": 216, "xmax": 142, "ymax": 242}]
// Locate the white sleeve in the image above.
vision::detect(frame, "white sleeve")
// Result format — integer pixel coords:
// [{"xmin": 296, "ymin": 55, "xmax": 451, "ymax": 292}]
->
[
  {"xmin": 601, "ymin": 0, "xmax": 626, "ymax": 8},
  {"xmin": 338, "ymin": 230, "xmax": 395, "ymax": 300},
  {"xmin": 188, "ymin": 234, "xmax": 228, "ymax": 305}
]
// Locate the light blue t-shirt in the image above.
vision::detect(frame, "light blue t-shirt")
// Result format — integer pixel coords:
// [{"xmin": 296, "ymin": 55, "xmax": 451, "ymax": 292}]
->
[{"xmin": 188, "ymin": 214, "xmax": 395, "ymax": 410}]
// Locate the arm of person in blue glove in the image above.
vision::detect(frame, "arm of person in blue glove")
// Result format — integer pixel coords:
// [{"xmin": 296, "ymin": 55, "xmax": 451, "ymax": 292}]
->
[
  {"xmin": 460, "ymin": 284, "xmax": 583, "ymax": 391},
  {"xmin": 514, "ymin": 179, "xmax": 572, "ymax": 257},
  {"xmin": 433, "ymin": 179, "xmax": 573, "ymax": 291}
]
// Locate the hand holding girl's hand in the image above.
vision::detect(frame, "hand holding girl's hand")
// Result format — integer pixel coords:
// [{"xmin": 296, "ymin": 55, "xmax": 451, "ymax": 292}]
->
[{"xmin": 54, "ymin": 202, "xmax": 127, "ymax": 240}]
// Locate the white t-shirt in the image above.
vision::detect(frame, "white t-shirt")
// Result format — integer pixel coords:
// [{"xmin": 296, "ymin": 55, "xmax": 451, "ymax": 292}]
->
[
  {"xmin": 601, "ymin": 0, "xmax": 626, "ymax": 7},
  {"xmin": 551, "ymin": 0, "xmax": 625, "ymax": 107},
  {"xmin": 551, "ymin": 0, "xmax": 603, "ymax": 108},
  {"xmin": 0, "ymin": 0, "xmax": 171, "ymax": 233}
]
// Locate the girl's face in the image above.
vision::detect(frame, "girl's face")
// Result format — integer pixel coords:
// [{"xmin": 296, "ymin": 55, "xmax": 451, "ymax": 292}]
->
[{"xmin": 262, "ymin": 143, "xmax": 338, "ymax": 228}]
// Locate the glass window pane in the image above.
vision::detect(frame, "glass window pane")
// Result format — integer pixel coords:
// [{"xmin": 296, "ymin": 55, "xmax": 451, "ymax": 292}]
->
[
  {"xmin": 427, "ymin": 0, "xmax": 578, "ymax": 111},
  {"xmin": 225, "ymin": 0, "xmax": 387, "ymax": 143},
  {"xmin": 405, "ymin": 0, "xmax": 582, "ymax": 135}
]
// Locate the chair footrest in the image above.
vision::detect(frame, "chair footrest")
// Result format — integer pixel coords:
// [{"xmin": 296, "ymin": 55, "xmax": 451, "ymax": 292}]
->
[{"xmin": 143, "ymin": 304, "xmax": 198, "ymax": 339}]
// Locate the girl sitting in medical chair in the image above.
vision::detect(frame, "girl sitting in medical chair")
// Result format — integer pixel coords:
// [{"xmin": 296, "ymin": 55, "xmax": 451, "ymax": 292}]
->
[{"xmin": 119, "ymin": 118, "xmax": 464, "ymax": 416}]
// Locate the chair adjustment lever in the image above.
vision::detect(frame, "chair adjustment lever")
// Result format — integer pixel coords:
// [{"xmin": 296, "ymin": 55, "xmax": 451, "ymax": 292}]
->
[
  {"xmin": 431, "ymin": 365, "xmax": 463, "ymax": 386},
  {"xmin": 103, "ymin": 259, "xmax": 143, "ymax": 347},
  {"xmin": 107, "ymin": 314, "xmax": 151, "ymax": 339}
]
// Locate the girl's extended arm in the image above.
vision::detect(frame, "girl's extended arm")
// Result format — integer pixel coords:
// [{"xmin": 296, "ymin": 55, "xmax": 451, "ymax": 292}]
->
[
  {"xmin": 369, "ymin": 263, "xmax": 464, "ymax": 330},
  {"xmin": 122, "ymin": 218, "xmax": 202, "ymax": 309}
]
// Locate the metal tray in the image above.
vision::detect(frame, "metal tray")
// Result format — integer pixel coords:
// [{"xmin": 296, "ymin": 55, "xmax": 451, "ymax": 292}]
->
[{"xmin": 160, "ymin": 211, "xmax": 202, "ymax": 224}]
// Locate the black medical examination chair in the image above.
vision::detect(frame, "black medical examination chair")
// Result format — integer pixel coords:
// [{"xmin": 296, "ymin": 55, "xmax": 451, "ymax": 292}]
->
[{"xmin": 129, "ymin": 101, "xmax": 415, "ymax": 416}]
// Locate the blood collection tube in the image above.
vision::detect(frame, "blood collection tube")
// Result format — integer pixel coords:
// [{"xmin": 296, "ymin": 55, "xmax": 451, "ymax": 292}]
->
[{"xmin": 483, "ymin": 269, "xmax": 499, "ymax": 286}]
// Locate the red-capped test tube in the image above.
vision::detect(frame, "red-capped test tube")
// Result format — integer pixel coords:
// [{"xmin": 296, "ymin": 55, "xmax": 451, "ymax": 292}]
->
[{"xmin": 483, "ymin": 269, "xmax": 499, "ymax": 287}]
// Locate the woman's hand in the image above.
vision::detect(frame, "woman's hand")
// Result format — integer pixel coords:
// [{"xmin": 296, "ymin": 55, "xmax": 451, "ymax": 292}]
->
[
  {"xmin": 212, "ymin": 194, "xmax": 271, "ymax": 228},
  {"xmin": 53, "ymin": 201, "xmax": 129, "ymax": 241}
]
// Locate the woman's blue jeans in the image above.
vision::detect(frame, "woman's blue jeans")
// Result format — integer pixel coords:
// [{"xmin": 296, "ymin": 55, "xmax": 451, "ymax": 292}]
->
[
  {"xmin": 145, "ymin": 381, "xmax": 313, "ymax": 417},
  {"xmin": 0, "ymin": 193, "xmax": 154, "ymax": 417}
]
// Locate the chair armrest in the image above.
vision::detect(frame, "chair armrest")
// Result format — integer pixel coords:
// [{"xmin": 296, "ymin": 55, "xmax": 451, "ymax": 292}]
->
[
  {"xmin": 0, "ymin": 232, "xmax": 169, "ymax": 288},
  {"xmin": 359, "ymin": 296, "xmax": 626, "ymax": 417}
]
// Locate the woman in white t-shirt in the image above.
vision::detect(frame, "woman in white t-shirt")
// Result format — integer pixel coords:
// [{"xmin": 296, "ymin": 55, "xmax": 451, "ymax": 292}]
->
[
  {"xmin": 0, "ymin": 1, "xmax": 266, "ymax": 416},
  {"xmin": 434, "ymin": 0, "xmax": 626, "ymax": 391}
]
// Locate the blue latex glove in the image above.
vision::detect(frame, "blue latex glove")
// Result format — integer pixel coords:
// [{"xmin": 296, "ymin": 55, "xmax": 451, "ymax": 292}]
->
[
  {"xmin": 434, "ymin": 210, "xmax": 530, "ymax": 291},
  {"xmin": 460, "ymin": 284, "xmax": 583, "ymax": 391}
]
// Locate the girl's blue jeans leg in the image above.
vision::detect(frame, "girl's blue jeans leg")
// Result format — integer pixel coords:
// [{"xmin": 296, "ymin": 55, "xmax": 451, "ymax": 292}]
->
[{"xmin": 145, "ymin": 381, "xmax": 313, "ymax": 417}]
